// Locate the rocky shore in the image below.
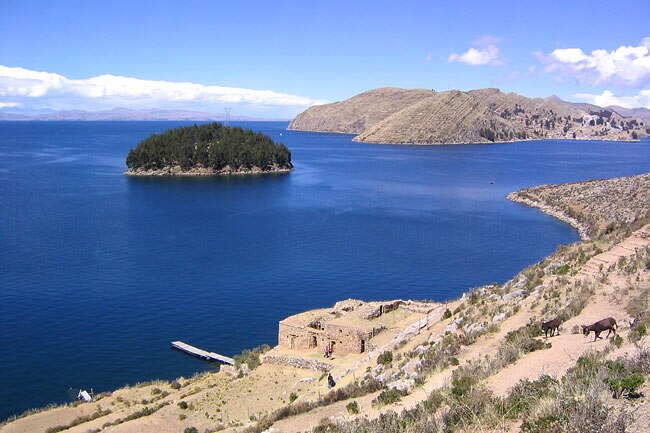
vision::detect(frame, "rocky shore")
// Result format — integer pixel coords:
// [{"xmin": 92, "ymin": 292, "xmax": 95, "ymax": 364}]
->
[
  {"xmin": 507, "ymin": 191, "xmax": 591, "ymax": 240},
  {"xmin": 509, "ymin": 173, "xmax": 650, "ymax": 239},
  {"xmin": 124, "ymin": 164, "xmax": 292, "ymax": 177}
]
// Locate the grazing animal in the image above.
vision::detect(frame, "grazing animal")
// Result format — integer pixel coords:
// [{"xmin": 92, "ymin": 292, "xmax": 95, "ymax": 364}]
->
[
  {"xmin": 541, "ymin": 318, "xmax": 561, "ymax": 338},
  {"xmin": 582, "ymin": 317, "xmax": 617, "ymax": 341}
]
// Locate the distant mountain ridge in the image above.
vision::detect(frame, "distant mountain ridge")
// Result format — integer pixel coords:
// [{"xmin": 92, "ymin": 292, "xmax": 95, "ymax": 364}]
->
[
  {"xmin": 0, "ymin": 107, "xmax": 286, "ymax": 121},
  {"xmin": 289, "ymin": 87, "xmax": 649, "ymax": 144},
  {"xmin": 605, "ymin": 105, "xmax": 650, "ymax": 124}
]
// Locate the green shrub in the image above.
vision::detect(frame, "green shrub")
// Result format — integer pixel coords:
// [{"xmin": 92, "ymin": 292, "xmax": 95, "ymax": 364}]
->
[
  {"xmin": 610, "ymin": 334, "xmax": 624, "ymax": 348},
  {"xmin": 184, "ymin": 428, "xmax": 199, "ymax": 433},
  {"xmin": 506, "ymin": 375, "xmax": 558, "ymax": 417},
  {"xmin": 522, "ymin": 414, "xmax": 565, "ymax": 433},
  {"xmin": 606, "ymin": 373, "xmax": 645, "ymax": 398},
  {"xmin": 637, "ymin": 323, "xmax": 647, "ymax": 336},
  {"xmin": 442, "ymin": 308, "xmax": 452, "ymax": 319},
  {"xmin": 376, "ymin": 351, "xmax": 393, "ymax": 366},
  {"xmin": 234, "ymin": 344, "xmax": 271, "ymax": 371},
  {"xmin": 554, "ymin": 264, "xmax": 571, "ymax": 275},
  {"xmin": 373, "ymin": 389, "xmax": 404, "ymax": 406},
  {"xmin": 630, "ymin": 324, "xmax": 647, "ymax": 342},
  {"xmin": 451, "ymin": 371, "xmax": 478, "ymax": 397},
  {"xmin": 443, "ymin": 386, "xmax": 502, "ymax": 430},
  {"xmin": 289, "ymin": 392, "xmax": 298, "ymax": 403},
  {"xmin": 346, "ymin": 401, "xmax": 359, "ymax": 414},
  {"xmin": 177, "ymin": 401, "xmax": 188, "ymax": 410}
]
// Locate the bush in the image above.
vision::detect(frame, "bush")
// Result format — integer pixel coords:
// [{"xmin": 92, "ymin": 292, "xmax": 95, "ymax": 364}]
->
[
  {"xmin": 522, "ymin": 414, "xmax": 565, "ymax": 433},
  {"xmin": 234, "ymin": 344, "xmax": 271, "ymax": 371},
  {"xmin": 184, "ymin": 428, "xmax": 199, "ymax": 433},
  {"xmin": 373, "ymin": 389, "xmax": 404, "ymax": 406},
  {"xmin": 507, "ymin": 375, "xmax": 558, "ymax": 417},
  {"xmin": 346, "ymin": 401, "xmax": 359, "ymax": 414},
  {"xmin": 177, "ymin": 401, "xmax": 188, "ymax": 410},
  {"xmin": 451, "ymin": 371, "xmax": 477, "ymax": 397},
  {"xmin": 289, "ymin": 392, "xmax": 298, "ymax": 403},
  {"xmin": 610, "ymin": 334, "xmax": 624, "ymax": 348},
  {"xmin": 606, "ymin": 373, "xmax": 645, "ymax": 398},
  {"xmin": 170, "ymin": 380, "xmax": 182, "ymax": 390},
  {"xmin": 376, "ymin": 351, "xmax": 393, "ymax": 366},
  {"xmin": 442, "ymin": 308, "xmax": 452, "ymax": 319},
  {"xmin": 553, "ymin": 264, "xmax": 571, "ymax": 275},
  {"xmin": 444, "ymin": 386, "xmax": 502, "ymax": 430}
]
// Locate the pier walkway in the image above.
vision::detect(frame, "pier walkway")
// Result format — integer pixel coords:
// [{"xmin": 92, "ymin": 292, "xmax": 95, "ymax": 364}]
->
[{"xmin": 171, "ymin": 341, "xmax": 235, "ymax": 365}]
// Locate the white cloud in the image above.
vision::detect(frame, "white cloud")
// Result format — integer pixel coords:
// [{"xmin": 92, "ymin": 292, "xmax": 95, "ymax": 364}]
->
[
  {"xmin": 574, "ymin": 89, "xmax": 650, "ymax": 109},
  {"xmin": 448, "ymin": 37, "xmax": 503, "ymax": 66},
  {"xmin": 538, "ymin": 39, "xmax": 650, "ymax": 87},
  {"xmin": 0, "ymin": 101, "xmax": 20, "ymax": 108},
  {"xmin": 0, "ymin": 65, "xmax": 327, "ymax": 116}
]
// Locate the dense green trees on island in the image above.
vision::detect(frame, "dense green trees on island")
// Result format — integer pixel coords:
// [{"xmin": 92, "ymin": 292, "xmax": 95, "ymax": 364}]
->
[{"xmin": 125, "ymin": 123, "xmax": 292, "ymax": 174}]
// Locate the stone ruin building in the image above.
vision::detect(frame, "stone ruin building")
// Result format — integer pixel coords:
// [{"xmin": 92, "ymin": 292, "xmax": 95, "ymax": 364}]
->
[{"xmin": 277, "ymin": 299, "xmax": 402, "ymax": 356}]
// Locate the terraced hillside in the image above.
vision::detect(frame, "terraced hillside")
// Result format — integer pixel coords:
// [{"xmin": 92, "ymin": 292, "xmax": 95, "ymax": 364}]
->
[{"xmin": 289, "ymin": 87, "xmax": 648, "ymax": 145}]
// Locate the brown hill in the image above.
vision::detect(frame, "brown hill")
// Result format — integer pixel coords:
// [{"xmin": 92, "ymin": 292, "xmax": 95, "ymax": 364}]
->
[
  {"xmin": 288, "ymin": 87, "xmax": 433, "ymax": 134},
  {"xmin": 289, "ymin": 87, "xmax": 648, "ymax": 145}
]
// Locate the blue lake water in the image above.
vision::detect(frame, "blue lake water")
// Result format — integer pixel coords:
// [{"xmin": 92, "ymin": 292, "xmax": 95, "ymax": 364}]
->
[{"xmin": 1, "ymin": 121, "xmax": 649, "ymax": 420}]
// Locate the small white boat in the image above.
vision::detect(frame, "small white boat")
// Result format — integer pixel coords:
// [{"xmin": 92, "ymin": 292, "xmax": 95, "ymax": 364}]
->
[{"xmin": 78, "ymin": 389, "xmax": 92, "ymax": 402}]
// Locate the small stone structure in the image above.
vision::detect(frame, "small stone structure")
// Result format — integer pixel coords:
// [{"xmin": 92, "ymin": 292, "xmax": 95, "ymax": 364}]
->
[{"xmin": 277, "ymin": 299, "xmax": 402, "ymax": 356}]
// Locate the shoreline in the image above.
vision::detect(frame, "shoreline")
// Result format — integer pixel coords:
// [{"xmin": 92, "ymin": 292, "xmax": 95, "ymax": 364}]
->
[
  {"xmin": 506, "ymin": 191, "xmax": 591, "ymax": 240},
  {"xmin": 286, "ymin": 127, "xmax": 641, "ymax": 146},
  {"xmin": 123, "ymin": 165, "xmax": 292, "ymax": 177},
  {"xmin": 354, "ymin": 136, "xmax": 641, "ymax": 146}
]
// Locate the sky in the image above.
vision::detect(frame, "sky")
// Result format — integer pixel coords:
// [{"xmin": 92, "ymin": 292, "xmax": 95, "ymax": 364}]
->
[{"xmin": 1, "ymin": 0, "xmax": 649, "ymax": 118}]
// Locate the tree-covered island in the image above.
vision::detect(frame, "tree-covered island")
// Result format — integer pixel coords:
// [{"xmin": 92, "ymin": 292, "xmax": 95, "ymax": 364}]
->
[{"xmin": 124, "ymin": 122, "xmax": 293, "ymax": 176}]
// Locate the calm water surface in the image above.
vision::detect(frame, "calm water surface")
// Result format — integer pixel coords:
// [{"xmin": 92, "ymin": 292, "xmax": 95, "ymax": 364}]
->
[{"xmin": 1, "ymin": 121, "xmax": 649, "ymax": 419}]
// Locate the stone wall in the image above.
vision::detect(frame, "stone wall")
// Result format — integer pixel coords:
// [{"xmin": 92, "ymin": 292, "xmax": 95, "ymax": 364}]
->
[
  {"xmin": 262, "ymin": 354, "xmax": 332, "ymax": 372},
  {"xmin": 360, "ymin": 300, "xmax": 402, "ymax": 319},
  {"xmin": 279, "ymin": 322, "xmax": 325, "ymax": 350},
  {"xmin": 322, "ymin": 322, "xmax": 373, "ymax": 355}
]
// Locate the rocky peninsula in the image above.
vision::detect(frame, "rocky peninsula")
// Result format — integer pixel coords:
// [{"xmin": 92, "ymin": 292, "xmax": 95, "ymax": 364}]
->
[
  {"xmin": 124, "ymin": 123, "xmax": 293, "ymax": 176},
  {"xmin": 289, "ymin": 87, "xmax": 649, "ymax": 145},
  {"xmin": 3, "ymin": 174, "xmax": 650, "ymax": 433}
]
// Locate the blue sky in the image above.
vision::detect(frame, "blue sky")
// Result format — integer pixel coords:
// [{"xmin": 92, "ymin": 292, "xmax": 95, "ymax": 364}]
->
[{"xmin": 1, "ymin": 0, "xmax": 649, "ymax": 118}]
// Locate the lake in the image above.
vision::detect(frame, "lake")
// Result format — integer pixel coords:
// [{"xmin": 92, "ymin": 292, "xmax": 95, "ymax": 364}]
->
[{"xmin": 1, "ymin": 121, "xmax": 648, "ymax": 420}]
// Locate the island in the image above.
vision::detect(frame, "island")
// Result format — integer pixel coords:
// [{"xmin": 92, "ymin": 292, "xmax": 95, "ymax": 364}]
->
[
  {"xmin": 124, "ymin": 122, "xmax": 293, "ymax": 176},
  {"xmin": 289, "ymin": 87, "xmax": 649, "ymax": 145}
]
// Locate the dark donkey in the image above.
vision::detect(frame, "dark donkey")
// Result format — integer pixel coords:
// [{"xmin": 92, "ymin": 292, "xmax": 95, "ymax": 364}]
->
[
  {"xmin": 541, "ymin": 318, "xmax": 561, "ymax": 338},
  {"xmin": 582, "ymin": 317, "xmax": 617, "ymax": 341}
]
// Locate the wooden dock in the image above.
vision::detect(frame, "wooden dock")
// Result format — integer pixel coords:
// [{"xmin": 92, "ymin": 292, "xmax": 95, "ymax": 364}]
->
[{"xmin": 171, "ymin": 341, "xmax": 234, "ymax": 365}]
